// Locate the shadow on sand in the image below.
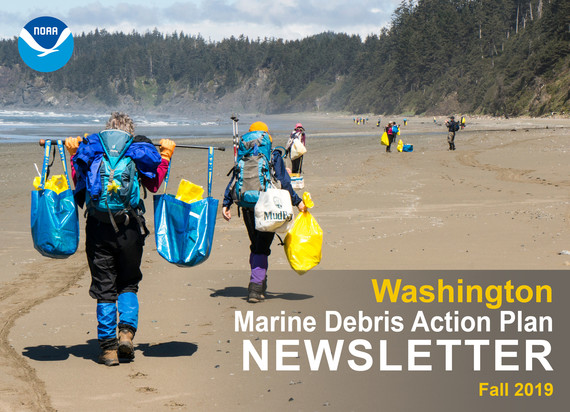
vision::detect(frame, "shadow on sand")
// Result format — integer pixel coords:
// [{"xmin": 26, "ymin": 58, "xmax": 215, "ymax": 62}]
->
[
  {"xmin": 22, "ymin": 340, "xmax": 198, "ymax": 364},
  {"xmin": 209, "ymin": 286, "xmax": 313, "ymax": 302}
]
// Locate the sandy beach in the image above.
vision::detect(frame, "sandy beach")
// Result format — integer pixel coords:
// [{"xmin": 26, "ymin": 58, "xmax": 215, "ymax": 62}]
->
[{"xmin": 0, "ymin": 114, "xmax": 569, "ymax": 411}]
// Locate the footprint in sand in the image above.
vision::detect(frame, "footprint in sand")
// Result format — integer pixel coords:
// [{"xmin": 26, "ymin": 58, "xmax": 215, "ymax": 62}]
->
[
  {"xmin": 136, "ymin": 386, "xmax": 157, "ymax": 393},
  {"xmin": 128, "ymin": 371, "xmax": 148, "ymax": 379}
]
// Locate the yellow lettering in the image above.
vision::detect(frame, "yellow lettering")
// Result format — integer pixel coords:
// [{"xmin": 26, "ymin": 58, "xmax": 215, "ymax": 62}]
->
[
  {"xmin": 371, "ymin": 279, "xmax": 401, "ymax": 303},
  {"xmin": 419, "ymin": 285, "xmax": 435, "ymax": 303}
]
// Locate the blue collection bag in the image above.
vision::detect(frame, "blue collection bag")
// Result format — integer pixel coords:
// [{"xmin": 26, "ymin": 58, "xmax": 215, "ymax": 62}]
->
[
  {"xmin": 154, "ymin": 147, "xmax": 219, "ymax": 267},
  {"xmin": 30, "ymin": 140, "xmax": 80, "ymax": 258}
]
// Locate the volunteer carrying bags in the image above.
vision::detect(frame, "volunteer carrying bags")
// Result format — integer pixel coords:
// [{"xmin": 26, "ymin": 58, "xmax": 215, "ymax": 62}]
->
[
  {"xmin": 284, "ymin": 192, "xmax": 323, "ymax": 275},
  {"xmin": 154, "ymin": 147, "xmax": 219, "ymax": 267},
  {"xmin": 31, "ymin": 140, "xmax": 80, "ymax": 258}
]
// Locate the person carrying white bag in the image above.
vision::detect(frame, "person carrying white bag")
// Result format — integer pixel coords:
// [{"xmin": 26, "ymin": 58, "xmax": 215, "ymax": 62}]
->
[
  {"xmin": 254, "ymin": 184, "xmax": 294, "ymax": 233},
  {"xmin": 222, "ymin": 121, "xmax": 306, "ymax": 303},
  {"xmin": 286, "ymin": 123, "xmax": 306, "ymax": 173}
]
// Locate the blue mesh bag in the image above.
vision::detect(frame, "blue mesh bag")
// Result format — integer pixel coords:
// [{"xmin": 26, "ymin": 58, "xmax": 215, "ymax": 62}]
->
[
  {"xmin": 30, "ymin": 140, "xmax": 79, "ymax": 258},
  {"xmin": 154, "ymin": 147, "xmax": 218, "ymax": 267}
]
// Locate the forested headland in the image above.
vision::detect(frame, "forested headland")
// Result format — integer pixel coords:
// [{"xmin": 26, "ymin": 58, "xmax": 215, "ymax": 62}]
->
[{"xmin": 0, "ymin": 0, "xmax": 568, "ymax": 116}]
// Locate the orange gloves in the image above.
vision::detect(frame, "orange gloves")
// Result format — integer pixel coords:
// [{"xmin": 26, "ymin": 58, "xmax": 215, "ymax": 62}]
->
[
  {"xmin": 64, "ymin": 136, "xmax": 81, "ymax": 157},
  {"xmin": 159, "ymin": 139, "xmax": 176, "ymax": 161}
]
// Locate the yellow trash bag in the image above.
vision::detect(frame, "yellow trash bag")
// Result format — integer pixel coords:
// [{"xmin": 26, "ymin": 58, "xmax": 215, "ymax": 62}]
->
[
  {"xmin": 397, "ymin": 139, "xmax": 404, "ymax": 152},
  {"xmin": 33, "ymin": 174, "xmax": 69, "ymax": 194},
  {"xmin": 284, "ymin": 192, "xmax": 323, "ymax": 275},
  {"xmin": 175, "ymin": 179, "xmax": 204, "ymax": 203},
  {"xmin": 380, "ymin": 131, "xmax": 389, "ymax": 146}
]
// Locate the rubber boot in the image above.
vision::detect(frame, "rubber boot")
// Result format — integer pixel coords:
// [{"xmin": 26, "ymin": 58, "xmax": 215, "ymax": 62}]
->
[
  {"xmin": 97, "ymin": 302, "xmax": 118, "ymax": 366},
  {"xmin": 117, "ymin": 292, "xmax": 138, "ymax": 360}
]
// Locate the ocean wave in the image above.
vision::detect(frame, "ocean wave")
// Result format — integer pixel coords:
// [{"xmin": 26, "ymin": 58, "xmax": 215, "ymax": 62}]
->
[{"xmin": 0, "ymin": 109, "xmax": 108, "ymax": 120}]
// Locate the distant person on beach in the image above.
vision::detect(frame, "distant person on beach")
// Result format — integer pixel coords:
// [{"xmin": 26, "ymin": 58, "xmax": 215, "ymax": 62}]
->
[
  {"xmin": 461, "ymin": 116, "xmax": 466, "ymax": 130},
  {"xmin": 286, "ymin": 123, "xmax": 306, "ymax": 174},
  {"xmin": 445, "ymin": 115, "xmax": 459, "ymax": 150},
  {"xmin": 222, "ymin": 121, "xmax": 306, "ymax": 303},
  {"xmin": 385, "ymin": 121, "xmax": 395, "ymax": 152},
  {"xmin": 65, "ymin": 112, "xmax": 176, "ymax": 366}
]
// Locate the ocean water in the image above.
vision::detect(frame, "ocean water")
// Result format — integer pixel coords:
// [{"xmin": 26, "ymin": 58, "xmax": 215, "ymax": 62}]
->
[
  {"xmin": 0, "ymin": 109, "xmax": 350, "ymax": 146},
  {"xmin": 0, "ymin": 109, "xmax": 240, "ymax": 144}
]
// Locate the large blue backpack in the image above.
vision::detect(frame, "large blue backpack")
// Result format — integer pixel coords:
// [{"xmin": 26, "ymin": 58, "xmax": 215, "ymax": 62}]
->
[
  {"xmin": 86, "ymin": 130, "xmax": 141, "ymax": 218},
  {"xmin": 230, "ymin": 130, "xmax": 277, "ymax": 208}
]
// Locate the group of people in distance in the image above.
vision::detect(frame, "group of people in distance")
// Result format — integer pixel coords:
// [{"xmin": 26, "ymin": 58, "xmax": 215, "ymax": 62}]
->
[{"xmin": 379, "ymin": 115, "xmax": 466, "ymax": 152}]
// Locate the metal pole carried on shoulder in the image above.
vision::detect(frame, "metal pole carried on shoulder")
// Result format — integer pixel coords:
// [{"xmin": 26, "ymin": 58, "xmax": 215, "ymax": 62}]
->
[
  {"xmin": 231, "ymin": 114, "xmax": 239, "ymax": 163},
  {"xmin": 39, "ymin": 138, "xmax": 225, "ymax": 151}
]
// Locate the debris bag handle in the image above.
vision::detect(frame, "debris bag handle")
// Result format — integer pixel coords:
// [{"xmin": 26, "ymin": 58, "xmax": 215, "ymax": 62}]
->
[
  {"xmin": 56, "ymin": 140, "xmax": 71, "ymax": 187},
  {"xmin": 163, "ymin": 155, "xmax": 173, "ymax": 194},
  {"xmin": 39, "ymin": 140, "xmax": 52, "ymax": 189},
  {"xmin": 207, "ymin": 146, "xmax": 213, "ymax": 197},
  {"xmin": 38, "ymin": 140, "xmax": 70, "ymax": 190},
  {"xmin": 162, "ymin": 147, "xmax": 215, "ymax": 196}
]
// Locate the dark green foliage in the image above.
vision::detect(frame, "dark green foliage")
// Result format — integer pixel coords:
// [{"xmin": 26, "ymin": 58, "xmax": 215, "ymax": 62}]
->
[{"xmin": 0, "ymin": 0, "xmax": 567, "ymax": 115}]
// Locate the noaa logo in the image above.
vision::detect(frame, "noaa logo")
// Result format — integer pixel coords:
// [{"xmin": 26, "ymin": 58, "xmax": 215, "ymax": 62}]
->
[{"xmin": 18, "ymin": 16, "xmax": 73, "ymax": 72}]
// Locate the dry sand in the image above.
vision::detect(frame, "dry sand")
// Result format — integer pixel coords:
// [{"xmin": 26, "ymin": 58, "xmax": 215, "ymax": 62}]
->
[{"xmin": 0, "ymin": 114, "xmax": 569, "ymax": 411}]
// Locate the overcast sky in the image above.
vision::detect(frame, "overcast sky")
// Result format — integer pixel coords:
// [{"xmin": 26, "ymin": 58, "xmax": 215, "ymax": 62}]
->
[{"xmin": 2, "ymin": 0, "xmax": 401, "ymax": 42}]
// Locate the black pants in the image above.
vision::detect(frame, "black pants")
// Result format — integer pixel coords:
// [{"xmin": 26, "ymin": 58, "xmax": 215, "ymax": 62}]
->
[
  {"xmin": 386, "ymin": 134, "xmax": 395, "ymax": 152},
  {"xmin": 86, "ymin": 216, "xmax": 146, "ymax": 302},
  {"xmin": 242, "ymin": 208, "xmax": 275, "ymax": 256},
  {"xmin": 291, "ymin": 155, "xmax": 303, "ymax": 174}
]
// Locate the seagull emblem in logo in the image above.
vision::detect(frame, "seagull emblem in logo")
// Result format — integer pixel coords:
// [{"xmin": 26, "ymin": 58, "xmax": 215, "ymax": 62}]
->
[{"xmin": 19, "ymin": 27, "xmax": 72, "ymax": 57}]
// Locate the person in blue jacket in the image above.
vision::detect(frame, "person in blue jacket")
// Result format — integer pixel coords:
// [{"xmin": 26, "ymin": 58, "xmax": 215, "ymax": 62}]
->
[
  {"xmin": 221, "ymin": 121, "xmax": 306, "ymax": 303},
  {"xmin": 65, "ymin": 112, "xmax": 176, "ymax": 366}
]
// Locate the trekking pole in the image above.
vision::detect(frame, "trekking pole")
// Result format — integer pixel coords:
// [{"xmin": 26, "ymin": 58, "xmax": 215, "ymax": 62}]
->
[
  {"xmin": 40, "ymin": 138, "xmax": 225, "ymax": 151},
  {"xmin": 231, "ymin": 114, "xmax": 239, "ymax": 162}
]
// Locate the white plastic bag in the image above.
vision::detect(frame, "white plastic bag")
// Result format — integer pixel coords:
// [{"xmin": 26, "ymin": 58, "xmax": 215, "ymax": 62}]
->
[
  {"xmin": 254, "ymin": 187, "xmax": 294, "ymax": 232},
  {"xmin": 290, "ymin": 139, "xmax": 307, "ymax": 160}
]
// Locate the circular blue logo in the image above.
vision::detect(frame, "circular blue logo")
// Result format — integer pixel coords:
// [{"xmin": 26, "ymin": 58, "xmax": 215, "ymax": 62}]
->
[{"xmin": 18, "ymin": 16, "xmax": 74, "ymax": 72}]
